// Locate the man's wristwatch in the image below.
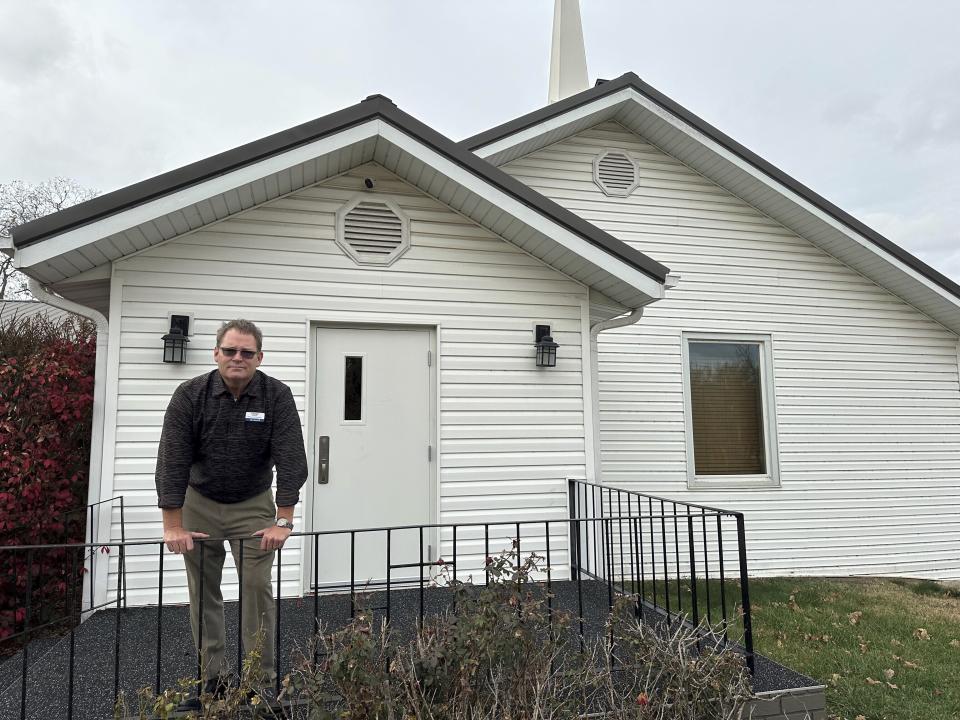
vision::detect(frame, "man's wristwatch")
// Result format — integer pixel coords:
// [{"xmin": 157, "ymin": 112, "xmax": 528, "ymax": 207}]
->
[{"xmin": 275, "ymin": 518, "xmax": 294, "ymax": 530}]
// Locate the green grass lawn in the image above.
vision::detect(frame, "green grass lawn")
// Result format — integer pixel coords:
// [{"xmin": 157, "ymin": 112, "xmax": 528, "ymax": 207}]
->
[{"xmin": 743, "ymin": 577, "xmax": 960, "ymax": 720}]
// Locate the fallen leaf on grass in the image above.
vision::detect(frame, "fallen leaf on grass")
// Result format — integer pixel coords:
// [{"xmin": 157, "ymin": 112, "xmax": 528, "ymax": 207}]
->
[
  {"xmin": 950, "ymin": 639, "xmax": 960, "ymax": 648},
  {"xmin": 848, "ymin": 610, "xmax": 863, "ymax": 625},
  {"xmin": 934, "ymin": 689, "xmax": 943, "ymax": 696},
  {"xmin": 890, "ymin": 639, "xmax": 903, "ymax": 647},
  {"xmin": 865, "ymin": 677, "xmax": 881, "ymax": 685},
  {"xmin": 883, "ymin": 669, "xmax": 895, "ymax": 680},
  {"xmin": 913, "ymin": 628, "xmax": 930, "ymax": 641},
  {"xmin": 855, "ymin": 715, "xmax": 866, "ymax": 720},
  {"xmin": 829, "ymin": 673, "xmax": 841, "ymax": 686},
  {"xmin": 886, "ymin": 682, "xmax": 899, "ymax": 690},
  {"xmin": 903, "ymin": 660, "xmax": 920, "ymax": 669}
]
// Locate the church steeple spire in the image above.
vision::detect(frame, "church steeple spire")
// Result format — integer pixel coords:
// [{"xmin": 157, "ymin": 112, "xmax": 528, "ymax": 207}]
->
[{"xmin": 548, "ymin": 0, "xmax": 589, "ymax": 103}]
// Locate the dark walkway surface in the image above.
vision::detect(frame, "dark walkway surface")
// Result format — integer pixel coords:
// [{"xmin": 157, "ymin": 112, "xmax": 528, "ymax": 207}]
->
[{"xmin": 1, "ymin": 581, "xmax": 817, "ymax": 720}]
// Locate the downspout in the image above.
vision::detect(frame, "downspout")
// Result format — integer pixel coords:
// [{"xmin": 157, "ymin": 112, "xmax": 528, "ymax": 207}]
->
[
  {"xmin": 590, "ymin": 307, "xmax": 647, "ymax": 337},
  {"xmin": 29, "ymin": 278, "xmax": 109, "ymax": 612},
  {"xmin": 587, "ymin": 274, "xmax": 680, "ymax": 485},
  {"xmin": 586, "ymin": 308, "xmax": 647, "ymax": 489}
]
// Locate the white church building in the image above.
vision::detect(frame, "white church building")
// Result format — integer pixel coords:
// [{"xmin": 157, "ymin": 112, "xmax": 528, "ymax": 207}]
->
[{"xmin": 9, "ymin": 1, "xmax": 960, "ymax": 608}]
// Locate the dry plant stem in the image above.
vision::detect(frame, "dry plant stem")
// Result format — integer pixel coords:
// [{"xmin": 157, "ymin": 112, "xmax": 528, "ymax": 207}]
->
[{"xmin": 156, "ymin": 548, "xmax": 754, "ymax": 719}]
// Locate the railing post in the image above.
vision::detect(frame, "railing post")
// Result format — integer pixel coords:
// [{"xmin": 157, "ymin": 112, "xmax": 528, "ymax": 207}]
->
[
  {"xmin": 484, "ymin": 524, "xmax": 490, "ymax": 585},
  {"xmin": 649, "ymin": 497, "xmax": 657, "ymax": 609},
  {"xmin": 114, "ymin": 543, "xmax": 123, "ymax": 704},
  {"xmin": 701, "ymin": 509, "xmax": 712, "ymax": 625},
  {"xmin": 197, "ymin": 542, "xmax": 205, "ymax": 686},
  {"xmin": 452, "ymin": 525, "xmax": 458, "ymax": 585},
  {"xmin": 313, "ymin": 533, "xmax": 320, "ymax": 632},
  {"xmin": 545, "ymin": 520, "xmax": 553, "ymax": 634},
  {"xmin": 419, "ymin": 526, "xmax": 425, "ymax": 625},
  {"xmin": 660, "ymin": 500, "xmax": 669, "ymax": 615},
  {"xmin": 386, "ymin": 529, "xmax": 392, "ymax": 625},
  {"xmin": 275, "ymin": 546, "xmax": 282, "ymax": 696},
  {"xmin": 156, "ymin": 543, "xmax": 164, "ymax": 696},
  {"xmin": 686, "ymin": 514, "xmax": 699, "ymax": 630},
  {"xmin": 237, "ymin": 539, "xmax": 244, "ymax": 673},
  {"xmin": 567, "ymin": 479, "xmax": 576, "ymax": 579},
  {"xmin": 349, "ymin": 531, "xmax": 356, "ymax": 619},
  {"xmin": 735, "ymin": 513, "xmax": 755, "ymax": 673},
  {"xmin": 313, "ymin": 533, "xmax": 320, "ymax": 665},
  {"xmin": 672, "ymin": 503, "xmax": 681, "ymax": 615},
  {"xmin": 20, "ymin": 549, "xmax": 33, "ymax": 720},
  {"xmin": 717, "ymin": 515, "xmax": 729, "ymax": 642},
  {"xmin": 119, "ymin": 497, "xmax": 127, "ymax": 609},
  {"xmin": 87, "ymin": 505, "xmax": 95, "ymax": 611},
  {"xmin": 67, "ymin": 546, "xmax": 79, "ymax": 720},
  {"xmin": 566, "ymin": 485, "xmax": 585, "ymax": 649}
]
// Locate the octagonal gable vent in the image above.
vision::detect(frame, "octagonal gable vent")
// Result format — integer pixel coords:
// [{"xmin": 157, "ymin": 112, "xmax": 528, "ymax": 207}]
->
[
  {"xmin": 336, "ymin": 198, "xmax": 410, "ymax": 266},
  {"xmin": 594, "ymin": 151, "xmax": 639, "ymax": 197}
]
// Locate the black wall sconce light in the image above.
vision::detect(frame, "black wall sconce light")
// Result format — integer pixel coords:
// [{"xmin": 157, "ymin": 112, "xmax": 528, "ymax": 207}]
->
[
  {"xmin": 534, "ymin": 324, "xmax": 558, "ymax": 368},
  {"xmin": 162, "ymin": 314, "xmax": 191, "ymax": 364}
]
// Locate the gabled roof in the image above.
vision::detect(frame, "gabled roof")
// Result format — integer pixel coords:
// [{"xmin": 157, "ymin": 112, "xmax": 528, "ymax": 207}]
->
[
  {"xmin": 463, "ymin": 72, "xmax": 960, "ymax": 334},
  {"xmin": 12, "ymin": 94, "xmax": 668, "ymax": 311}
]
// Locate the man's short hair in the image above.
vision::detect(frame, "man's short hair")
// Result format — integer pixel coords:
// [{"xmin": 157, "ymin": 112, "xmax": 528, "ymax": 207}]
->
[{"xmin": 216, "ymin": 319, "xmax": 263, "ymax": 351}]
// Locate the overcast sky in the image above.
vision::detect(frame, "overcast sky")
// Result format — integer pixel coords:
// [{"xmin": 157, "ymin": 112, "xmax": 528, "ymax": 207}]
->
[{"xmin": 2, "ymin": 1, "xmax": 958, "ymax": 281}]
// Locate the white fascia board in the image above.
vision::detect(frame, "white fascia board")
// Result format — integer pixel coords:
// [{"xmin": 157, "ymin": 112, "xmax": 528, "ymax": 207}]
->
[
  {"xmin": 617, "ymin": 88, "xmax": 960, "ymax": 314},
  {"xmin": 16, "ymin": 120, "xmax": 383, "ymax": 269},
  {"xmin": 472, "ymin": 89, "xmax": 633, "ymax": 159},
  {"xmin": 379, "ymin": 122, "xmax": 664, "ymax": 301},
  {"xmin": 475, "ymin": 85, "xmax": 960, "ymax": 315}
]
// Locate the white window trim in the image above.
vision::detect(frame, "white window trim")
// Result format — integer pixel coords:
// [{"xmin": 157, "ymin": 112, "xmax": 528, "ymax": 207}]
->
[{"xmin": 680, "ymin": 331, "xmax": 781, "ymax": 489}]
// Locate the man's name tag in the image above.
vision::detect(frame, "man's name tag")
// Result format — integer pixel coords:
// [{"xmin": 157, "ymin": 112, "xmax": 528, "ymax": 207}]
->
[{"xmin": 245, "ymin": 411, "xmax": 266, "ymax": 423}]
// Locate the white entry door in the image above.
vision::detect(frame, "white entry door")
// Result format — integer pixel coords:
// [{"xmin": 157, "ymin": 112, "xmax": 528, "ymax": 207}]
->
[{"xmin": 311, "ymin": 326, "xmax": 433, "ymax": 590}]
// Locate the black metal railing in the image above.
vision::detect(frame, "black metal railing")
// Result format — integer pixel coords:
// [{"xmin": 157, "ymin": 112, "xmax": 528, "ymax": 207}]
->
[
  {"xmin": 568, "ymin": 479, "xmax": 754, "ymax": 671},
  {"xmin": 1, "ymin": 489, "xmax": 753, "ymax": 719},
  {"xmin": 0, "ymin": 495, "xmax": 126, "ymax": 630},
  {"xmin": 1, "ymin": 497, "xmax": 127, "ymax": 718}
]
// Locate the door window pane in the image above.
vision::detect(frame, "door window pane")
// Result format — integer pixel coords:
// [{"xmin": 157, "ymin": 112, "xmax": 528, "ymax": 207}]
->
[
  {"xmin": 688, "ymin": 342, "xmax": 765, "ymax": 475},
  {"xmin": 344, "ymin": 356, "xmax": 362, "ymax": 421}
]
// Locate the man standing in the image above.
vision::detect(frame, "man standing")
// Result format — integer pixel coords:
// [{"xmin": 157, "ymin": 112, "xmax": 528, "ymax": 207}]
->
[{"xmin": 155, "ymin": 319, "xmax": 307, "ymax": 707}]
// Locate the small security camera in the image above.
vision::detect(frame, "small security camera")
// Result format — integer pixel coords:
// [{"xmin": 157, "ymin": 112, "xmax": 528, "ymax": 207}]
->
[{"xmin": 363, "ymin": 177, "xmax": 375, "ymax": 190}]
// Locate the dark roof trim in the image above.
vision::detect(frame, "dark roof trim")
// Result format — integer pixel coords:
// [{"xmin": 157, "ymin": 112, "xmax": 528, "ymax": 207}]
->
[
  {"xmin": 462, "ymin": 72, "xmax": 960, "ymax": 302},
  {"xmin": 380, "ymin": 103, "xmax": 668, "ymax": 284},
  {"xmin": 12, "ymin": 100, "xmax": 383, "ymax": 249},
  {"xmin": 12, "ymin": 93, "xmax": 667, "ymax": 286}
]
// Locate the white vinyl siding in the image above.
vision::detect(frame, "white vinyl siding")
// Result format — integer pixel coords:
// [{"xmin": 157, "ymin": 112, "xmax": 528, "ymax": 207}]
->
[
  {"xmin": 105, "ymin": 163, "xmax": 587, "ymax": 605},
  {"xmin": 503, "ymin": 121, "xmax": 960, "ymax": 581}
]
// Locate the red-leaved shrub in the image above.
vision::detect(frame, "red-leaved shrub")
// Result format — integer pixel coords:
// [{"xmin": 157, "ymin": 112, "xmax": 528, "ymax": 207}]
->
[{"xmin": 0, "ymin": 311, "xmax": 96, "ymax": 646}]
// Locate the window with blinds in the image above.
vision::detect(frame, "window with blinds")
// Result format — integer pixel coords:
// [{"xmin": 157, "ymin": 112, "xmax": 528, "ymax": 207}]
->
[{"xmin": 682, "ymin": 335, "xmax": 779, "ymax": 487}]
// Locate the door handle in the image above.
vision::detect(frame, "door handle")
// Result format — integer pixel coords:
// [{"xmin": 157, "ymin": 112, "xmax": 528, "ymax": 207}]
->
[{"xmin": 317, "ymin": 435, "xmax": 329, "ymax": 484}]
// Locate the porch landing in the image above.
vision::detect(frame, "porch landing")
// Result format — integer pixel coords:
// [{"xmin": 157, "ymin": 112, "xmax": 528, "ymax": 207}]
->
[{"xmin": 1, "ymin": 581, "xmax": 823, "ymax": 720}]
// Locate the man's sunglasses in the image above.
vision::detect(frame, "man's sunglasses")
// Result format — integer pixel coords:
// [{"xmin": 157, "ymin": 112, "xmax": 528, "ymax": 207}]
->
[{"xmin": 219, "ymin": 347, "xmax": 259, "ymax": 359}]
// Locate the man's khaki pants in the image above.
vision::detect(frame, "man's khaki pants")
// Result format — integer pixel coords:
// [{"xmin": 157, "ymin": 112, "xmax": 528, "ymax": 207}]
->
[{"xmin": 182, "ymin": 486, "xmax": 277, "ymax": 684}]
